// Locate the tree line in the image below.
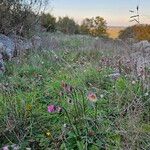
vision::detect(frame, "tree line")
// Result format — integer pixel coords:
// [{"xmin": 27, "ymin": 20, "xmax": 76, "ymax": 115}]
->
[
  {"xmin": 41, "ymin": 14, "xmax": 108, "ymax": 37},
  {"xmin": 40, "ymin": 13, "xmax": 150, "ymax": 41},
  {"xmin": 0, "ymin": 0, "xmax": 149, "ymax": 41}
]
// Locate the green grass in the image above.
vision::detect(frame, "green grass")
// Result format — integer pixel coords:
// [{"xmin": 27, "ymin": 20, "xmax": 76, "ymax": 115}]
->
[{"xmin": 0, "ymin": 37, "xmax": 150, "ymax": 149}]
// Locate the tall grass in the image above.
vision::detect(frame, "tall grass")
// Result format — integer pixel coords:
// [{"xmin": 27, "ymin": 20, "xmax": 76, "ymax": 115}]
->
[{"xmin": 0, "ymin": 34, "xmax": 149, "ymax": 150}]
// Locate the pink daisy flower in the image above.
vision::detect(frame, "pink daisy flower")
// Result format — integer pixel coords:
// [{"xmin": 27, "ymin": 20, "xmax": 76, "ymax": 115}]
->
[
  {"xmin": 48, "ymin": 105, "xmax": 62, "ymax": 113},
  {"xmin": 48, "ymin": 105, "xmax": 56, "ymax": 113},
  {"xmin": 87, "ymin": 92, "xmax": 97, "ymax": 102}
]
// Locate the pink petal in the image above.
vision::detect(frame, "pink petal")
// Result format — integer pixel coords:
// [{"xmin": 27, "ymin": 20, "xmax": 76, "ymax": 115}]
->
[{"xmin": 48, "ymin": 105, "xmax": 56, "ymax": 113}]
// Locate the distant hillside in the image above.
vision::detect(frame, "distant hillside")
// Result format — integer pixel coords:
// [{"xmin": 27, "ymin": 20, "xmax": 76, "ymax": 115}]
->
[{"xmin": 107, "ymin": 26, "xmax": 125, "ymax": 39}]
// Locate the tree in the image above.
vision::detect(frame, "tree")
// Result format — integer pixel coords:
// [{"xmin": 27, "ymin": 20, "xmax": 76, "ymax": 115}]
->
[
  {"xmin": 80, "ymin": 18, "xmax": 93, "ymax": 34},
  {"xmin": 80, "ymin": 16, "xmax": 108, "ymax": 37},
  {"xmin": 0, "ymin": 0, "xmax": 48, "ymax": 36},
  {"xmin": 41, "ymin": 13, "xmax": 56, "ymax": 32},
  {"xmin": 56, "ymin": 16, "xmax": 79, "ymax": 34}
]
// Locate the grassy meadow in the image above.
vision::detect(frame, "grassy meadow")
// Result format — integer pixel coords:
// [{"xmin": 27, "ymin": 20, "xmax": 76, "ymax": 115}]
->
[{"xmin": 0, "ymin": 33, "xmax": 150, "ymax": 150}]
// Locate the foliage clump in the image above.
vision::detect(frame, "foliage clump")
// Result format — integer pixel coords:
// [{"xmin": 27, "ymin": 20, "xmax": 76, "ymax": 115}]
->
[
  {"xmin": 56, "ymin": 16, "xmax": 79, "ymax": 34},
  {"xmin": 41, "ymin": 13, "xmax": 56, "ymax": 32},
  {"xmin": 0, "ymin": 0, "xmax": 47, "ymax": 36},
  {"xmin": 119, "ymin": 24, "xmax": 150, "ymax": 41},
  {"xmin": 80, "ymin": 16, "xmax": 108, "ymax": 37}
]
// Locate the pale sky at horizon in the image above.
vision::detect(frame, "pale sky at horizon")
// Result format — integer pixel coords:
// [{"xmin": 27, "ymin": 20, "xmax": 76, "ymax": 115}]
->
[{"xmin": 46, "ymin": 0, "xmax": 150, "ymax": 26}]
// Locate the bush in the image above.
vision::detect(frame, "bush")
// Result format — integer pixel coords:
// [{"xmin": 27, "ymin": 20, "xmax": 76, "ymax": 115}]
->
[
  {"xmin": 119, "ymin": 24, "xmax": 150, "ymax": 41},
  {"xmin": 41, "ymin": 13, "xmax": 56, "ymax": 32},
  {"xmin": 80, "ymin": 16, "xmax": 108, "ymax": 37},
  {"xmin": 57, "ymin": 16, "xmax": 79, "ymax": 34}
]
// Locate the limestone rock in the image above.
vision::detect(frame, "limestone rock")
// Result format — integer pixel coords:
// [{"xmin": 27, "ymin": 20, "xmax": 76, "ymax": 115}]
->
[
  {"xmin": 31, "ymin": 35, "xmax": 41, "ymax": 50},
  {"xmin": 0, "ymin": 34, "xmax": 15, "ymax": 60}
]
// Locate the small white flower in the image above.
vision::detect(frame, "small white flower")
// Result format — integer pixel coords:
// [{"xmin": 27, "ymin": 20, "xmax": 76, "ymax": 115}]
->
[
  {"xmin": 63, "ymin": 124, "xmax": 67, "ymax": 128},
  {"xmin": 41, "ymin": 61, "xmax": 44, "ymax": 64},
  {"xmin": 55, "ymin": 55, "xmax": 58, "ymax": 59},
  {"xmin": 132, "ymin": 80, "xmax": 136, "ymax": 85},
  {"xmin": 144, "ymin": 92, "xmax": 149, "ymax": 96},
  {"xmin": 100, "ymin": 94, "xmax": 104, "ymax": 98}
]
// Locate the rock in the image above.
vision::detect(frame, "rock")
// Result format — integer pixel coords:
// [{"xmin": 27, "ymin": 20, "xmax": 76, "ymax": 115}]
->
[
  {"xmin": 131, "ymin": 51, "xmax": 150, "ymax": 76},
  {"xmin": 0, "ymin": 34, "xmax": 15, "ymax": 60},
  {"xmin": 131, "ymin": 41, "xmax": 150, "ymax": 71},
  {"xmin": 132, "ymin": 40, "xmax": 150, "ymax": 51},
  {"xmin": 0, "ymin": 34, "xmax": 41, "ymax": 59},
  {"xmin": 0, "ymin": 42, "xmax": 5, "ymax": 52},
  {"xmin": 9, "ymin": 34, "xmax": 33, "ymax": 56},
  {"xmin": 0, "ymin": 53, "xmax": 5, "ymax": 73},
  {"xmin": 108, "ymin": 72, "xmax": 121, "ymax": 80},
  {"xmin": 31, "ymin": 35, "xmax": 41, "ymax": 50}
]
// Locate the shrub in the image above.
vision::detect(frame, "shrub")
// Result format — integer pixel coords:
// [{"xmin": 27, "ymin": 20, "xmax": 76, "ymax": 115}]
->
[
  {"xmin": 57, "ymin": 16, "xmax": 79, "ymax": 34},
  {"xmin": 41, "ymin": 13, "xmax": 56, "ymax": 32},
  {"xmin": 119, "ymin": 24, "xmax": 150, "ymax": 41}
]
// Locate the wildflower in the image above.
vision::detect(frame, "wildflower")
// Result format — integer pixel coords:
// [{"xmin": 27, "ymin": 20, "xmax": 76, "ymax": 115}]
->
[
  {"xmin": 62, "ymin": 124, "xmax": 68, "ymax": 132},
  {"xmin": 61, "ymin": 81, "xmax": 73, "ymax": 93},
  {"xmin": 11, "ymin": 144, "xmax": 20, "ymax": 150},
  {"xmin": 144, "ymin": 92, "xmax": 149, "ymax": 96},
  {"xmin": 46, "ymin": 131, "xmax": 52, "ymax": 138},
  {"xmin": 56, "ymin": 106, "xmax": 63, "ymax": 113},
  {"xmin": 62, "ymin": 81, "xmax": 67, "ymax": 89},
  {"xmin": 131, "ymin": 80, "xmax": 136, "ymax": 85},
  {"xmin": 100, "ymin": 94, "xmax": 104, "ymax": 98},
  {"xmin": 63, "ymin": 124, "xmax": 67, "ymax": 128},
  {"xmin": 87, "ymin": 92, "xmax": 97, "ymax": 102},
  {"xmin": 59, "ymin": 91, "xmax": 64, "ymax": 97},
  {"xmin": 2, "ymin": 146, "xmax": 9, "ymax": 150},
  {"xmin": 48, "ymin": 105, "xmax": 56, "ymax": 113},
  {"xmin": 48, "ymin": 105, "xmax": 62, "ymax": 113}
]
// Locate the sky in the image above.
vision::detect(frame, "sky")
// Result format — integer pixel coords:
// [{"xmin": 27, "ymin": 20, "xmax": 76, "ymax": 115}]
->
[{"xmin": 47, "ymin": 0, "xmax": 150, "ymax": 26}]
